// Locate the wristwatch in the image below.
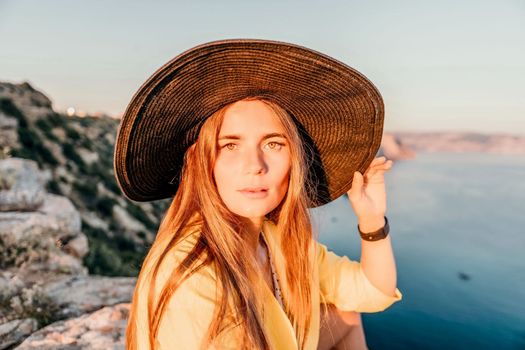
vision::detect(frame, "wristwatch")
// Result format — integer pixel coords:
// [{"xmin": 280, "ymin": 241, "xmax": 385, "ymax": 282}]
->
[{"xmin": 357, "ymin": 216, "xmax": 390, "ymax": 241}]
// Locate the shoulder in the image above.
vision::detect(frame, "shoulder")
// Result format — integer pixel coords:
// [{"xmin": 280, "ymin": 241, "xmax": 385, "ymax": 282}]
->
[
  {"xmin": 154, "ymin": 230, "xmax": 237, "ymax": 349},
  {"xmin": 154, "ymin": 228, "xmax": 218, "ymax": 304}
]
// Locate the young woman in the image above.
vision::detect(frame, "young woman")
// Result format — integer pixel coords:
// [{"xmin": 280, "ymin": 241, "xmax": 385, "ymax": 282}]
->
[{"xmin": 114, "ymin": 39, "xmax": 402, "ymax": 350}]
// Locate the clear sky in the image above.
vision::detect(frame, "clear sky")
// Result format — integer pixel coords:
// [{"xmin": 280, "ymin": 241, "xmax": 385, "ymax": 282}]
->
[{"xmin": 1, "ymin": 0, "xmax": 524, "ymax": 134}]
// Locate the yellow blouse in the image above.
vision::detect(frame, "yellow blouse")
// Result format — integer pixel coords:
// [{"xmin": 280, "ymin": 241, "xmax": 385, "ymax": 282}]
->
[{"xmin": 148, "ymin": 218, "xmax": 403, "ymax": 349}]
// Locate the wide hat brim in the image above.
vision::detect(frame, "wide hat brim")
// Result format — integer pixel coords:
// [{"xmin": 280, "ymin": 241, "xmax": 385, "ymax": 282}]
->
[{"xmin": 113, "ymin": 38, "xmax": 384, "ymax": 207}]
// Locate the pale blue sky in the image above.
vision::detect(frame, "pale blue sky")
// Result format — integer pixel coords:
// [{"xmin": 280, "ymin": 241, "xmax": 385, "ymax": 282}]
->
[{"xmin": 1, "ymin": 0, "xmax": 524, "ymax": 134}]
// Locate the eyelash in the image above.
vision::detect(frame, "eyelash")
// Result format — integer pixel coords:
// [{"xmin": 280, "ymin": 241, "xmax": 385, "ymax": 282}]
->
[{"xmin": 222, "ymin": 142, "xmax": 285, "ymax": 151}]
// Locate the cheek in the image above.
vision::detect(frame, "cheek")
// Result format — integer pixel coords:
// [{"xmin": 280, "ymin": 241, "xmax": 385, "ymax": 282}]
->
[
  {"xmin": 279, "ymin": 169, "xmax": 290, "ymax": 195},
  {"xmin": 271, "ymin": 156, "xmax": 291, "ymax": 194},
  {"xmin": 213, "ymin": 159, "xmax": 232, "ymax": 193},
  {"xmin": 213, "ymin": 156, "xmax": 243, "ymax": 205}
]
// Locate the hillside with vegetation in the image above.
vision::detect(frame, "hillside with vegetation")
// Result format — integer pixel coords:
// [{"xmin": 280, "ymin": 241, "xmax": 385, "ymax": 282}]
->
[{"xmin": 0, "ymin": 81, "xmax": 170, "ymax": 277}]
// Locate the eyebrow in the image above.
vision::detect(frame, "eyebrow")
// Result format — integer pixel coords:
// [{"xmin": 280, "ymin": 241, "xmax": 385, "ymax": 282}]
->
[{"xmin": 218, "ymin": 133, "xmax": 288, "ymax": 141}]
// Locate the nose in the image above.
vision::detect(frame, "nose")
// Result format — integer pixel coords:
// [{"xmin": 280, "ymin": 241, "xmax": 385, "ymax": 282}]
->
[{"xmin": 242, "ymin": 147, "xmax": 266, "ymax": 175}]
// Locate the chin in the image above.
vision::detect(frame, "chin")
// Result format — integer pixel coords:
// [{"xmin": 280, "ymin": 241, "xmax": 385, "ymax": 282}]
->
[
  {"xmin": 229, "ymin": 203, "xmax": 277, "ymax": 219},
  {"xmin": 234, "ymin": 208, "xmax": 272, "ymax": 219},
  {"xmin": 221, "ymin": 191, "xmax": 286, "ymax": 220}
]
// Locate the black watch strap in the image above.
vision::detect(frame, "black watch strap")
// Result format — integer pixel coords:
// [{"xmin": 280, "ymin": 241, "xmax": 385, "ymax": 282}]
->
[{"xmin": 358, "ymin": 216, "xmax": 390, "ymax": 241}]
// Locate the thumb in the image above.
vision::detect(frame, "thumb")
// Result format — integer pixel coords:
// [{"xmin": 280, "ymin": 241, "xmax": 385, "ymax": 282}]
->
[{"xmin": 348, "ymin": 171, "xmax": 363, "ymax": 199}]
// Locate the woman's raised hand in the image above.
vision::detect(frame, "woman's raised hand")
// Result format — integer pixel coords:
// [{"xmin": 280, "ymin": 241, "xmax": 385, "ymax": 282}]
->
[{"xmin": 346, "ymin": 156, "xmax": 393, "ymax": 225}]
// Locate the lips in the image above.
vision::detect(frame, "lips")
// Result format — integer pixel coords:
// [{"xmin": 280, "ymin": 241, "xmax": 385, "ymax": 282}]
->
[
  {"xmin": 238, "ymin": 187, "xmax": 269, "ymax": 199},
  {"xmin": 239, "ymin": 187, "xmax": 268, "ymax": 192}
]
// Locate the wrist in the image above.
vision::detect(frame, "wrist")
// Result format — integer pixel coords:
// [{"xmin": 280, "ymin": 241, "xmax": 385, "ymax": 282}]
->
[
  {"xmin": 357, "ymin": 216, "xmax": 390, "ymax": 241},
  {"xmin": 357, "ymin": 215, "xmax": 386, "ymax": 233}
]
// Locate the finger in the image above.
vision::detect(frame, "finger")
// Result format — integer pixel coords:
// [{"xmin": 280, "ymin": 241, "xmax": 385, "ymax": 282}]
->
[
  {"xmin": 381, "ymin": 160, "xmax": 394, "ymax": 170},
  {"xmin": 348, "ymin": 171, "xmax": 363, "ymax": 198},
  {"xmin": 374, "ymin": 160, "xmax": 393, "ymax": 170},
  {"xmin": 368, "ymin": 159, "xmax": 393, "ymax": 172},
  {"xmin": 365, "ymin": 157, "xmax": 389, "ymax": 173},
  {"xmin": 370, "ymin": 156, "xmax": 387, "ymax": 166},
  {"xmin": 364, "ymin": 161, "xmax": 393, "ymax": 178}
]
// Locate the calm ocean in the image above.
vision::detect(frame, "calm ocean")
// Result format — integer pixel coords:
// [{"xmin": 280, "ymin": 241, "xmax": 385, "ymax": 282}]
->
[{"xmin": 310, "ymin": 152, "xmax": 525, "ymax": 350}]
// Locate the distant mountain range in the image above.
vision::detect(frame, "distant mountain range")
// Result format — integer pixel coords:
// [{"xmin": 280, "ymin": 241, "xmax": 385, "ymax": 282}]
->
[{"xmin": 385, "ymin": 131, "xmax": 525, "ymax": 157}]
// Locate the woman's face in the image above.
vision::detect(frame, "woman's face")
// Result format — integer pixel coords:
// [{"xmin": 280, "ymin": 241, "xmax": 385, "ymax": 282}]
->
[{"xmin": 213, "ymin": 100, "xmax": 291, "ymax": 220}]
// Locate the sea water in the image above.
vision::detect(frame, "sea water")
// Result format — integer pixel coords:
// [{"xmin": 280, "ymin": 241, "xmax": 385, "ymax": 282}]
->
[{"xmin": 310, "ymin": 152, "xmax": 525, "ymax": 350}]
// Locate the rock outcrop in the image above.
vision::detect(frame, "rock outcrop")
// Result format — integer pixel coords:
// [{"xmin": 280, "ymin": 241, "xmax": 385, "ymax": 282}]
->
[
  {"xmin": 0, "ymin": 157, "xmax": 47, "ymax": 212},
  {"xmin": 0, "ymin": 157, "xmax": 135, "ymax": 349},
  {"xmin": 15, "ymin": 303, "xmax": 129, "ymax": 350},
  {"xmin": 0, "ymin": 82, "xmax": 53, "ymax": 123},
  {"xmin": 0, "ymin": 158, "xmax": 87, "ymax": 280},
  {"xmin": 0, "ymin": 81, "xmax": 169, "ymax": 278}
]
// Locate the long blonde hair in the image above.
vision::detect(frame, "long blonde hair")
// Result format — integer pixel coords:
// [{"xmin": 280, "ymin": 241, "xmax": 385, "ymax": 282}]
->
[{"xmin": 126, "ymin": 96, "xmax": 316, "ymax": 349}]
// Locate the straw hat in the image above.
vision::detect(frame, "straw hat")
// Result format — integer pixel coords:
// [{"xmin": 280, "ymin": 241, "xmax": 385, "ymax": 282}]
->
[{"xmin": 113, "ymin": 38, "xmax": 385, "ymax": 207}]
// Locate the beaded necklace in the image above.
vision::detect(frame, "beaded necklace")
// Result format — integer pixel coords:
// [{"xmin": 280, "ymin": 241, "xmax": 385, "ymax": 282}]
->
[{"xmin": 259, "ymin": 231, "xmax": 284, "ymax": 309}]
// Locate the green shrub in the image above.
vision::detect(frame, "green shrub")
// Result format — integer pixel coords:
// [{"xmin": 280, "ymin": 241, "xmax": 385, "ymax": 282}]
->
[
  {"xmin": 64, "ymin": 126, "xmax": 80, "ymax": 141},
  {"xmin": 18, "ymin": 128, "xmax": 40, "ymax": 149},
  {"xmin": 35, "ymin": 118, "xmax": 52, "ymax": 133},
  {"xmin": 81, "ymin": 220, "xmax": 147, "ymax": 277},
  {"xmin": 100, "ymin": 170, "xmax": 121, "ymax": 195},
  {"xmin": 35, "ymin": 118, "xmax": 59, "ymax": 142},
  {"xmin": 127, "ymin": 203, "xmax": 157, "ymax": 230},
  {"xmin": 0, "ymin": 235, "xmax": 51, "ymax": 269},
  {"xmin": 0, "ymin": 98, "xmax": 26, "ymax": 126},
  {"xmin": 46, "ymin": 179, "xmax": 61, "ymax": 194},
  {"xmin": 72, "ymin": 180, "xmax": 97, "ymax": 207},
  {"xmin": 62, "ymin": 143, "xmax": 85, "ymax": 168},
  {"xmin": 85, "ymin": 161, "xmax": 104, "ymax": 177},
  {"xmin": 96, "ymin": 196, "xmax": 117, "ymax": 217},
  {"xmin": 46, "ymin": 112, "xmax": 67, "ymax": 127},
  {"xmin": 9, "ymin": 148, "xmax": 33, "ymax": 160},
  {"xmin": 108, "ymin": 220, "xmax": 120, "ymax": 232},
  {"xmin": 78, "ymin": 117, "xmax": 95, "ymax": 127},
  {"xmin": 28, "ymin": 290, "xmax": 62, "ymax": 327},
  {"xmin": 16, "ymin": 128, "xmax": 59, "ymax": 167},
  {"xmin": 78, "ymin": 137, "xmax": 93, "ymax": 151},
  {"xmin": 83, "ymin": 162, "xmax": 121, "ymax": 195},
  {"xmin": 39, "ymin": 145, "xmax": 59, "ymax": 166},
  {"xmin": 0, "ymin": 284, "xmax": 61, "ymax": 328},
  {"xmin": 29, "ymin": 95, "xmax": 50, "ymax": 108},
  {"xmin": 114, "ymin": 235, "xmax": 136, "ymax": 251},
  {"xmin": 0, "ymin": 98, "xmax": 59, "ymax": 166},
  {"xmin": 84, "ymin": 238, "xmax": 124, "ymax": 276},
  {"xmin": 151, "ymin": 200, "xmax": 170, "ymax": 213},
  {"xmin": 73, "ymin": 179, "xmax": 97, "ymax": 196}
]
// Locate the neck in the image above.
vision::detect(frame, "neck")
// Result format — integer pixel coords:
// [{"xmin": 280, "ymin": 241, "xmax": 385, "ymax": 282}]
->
[{"xmin": 240, "ymin": 216, "xmax": 264, "ymax": 256}]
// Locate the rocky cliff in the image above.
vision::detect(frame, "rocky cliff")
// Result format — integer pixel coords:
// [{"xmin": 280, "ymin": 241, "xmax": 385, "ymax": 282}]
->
[
  {"xmin": 0, "ymin": 81, "xmax": 171, "ymax": 277},
  {"xmin": 0, "ymin": 81, "xmax": 160, "ymax": 348},
  {"xmin": 0, "ymin": 157, "xmax": 134, "ymax": 349}
]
